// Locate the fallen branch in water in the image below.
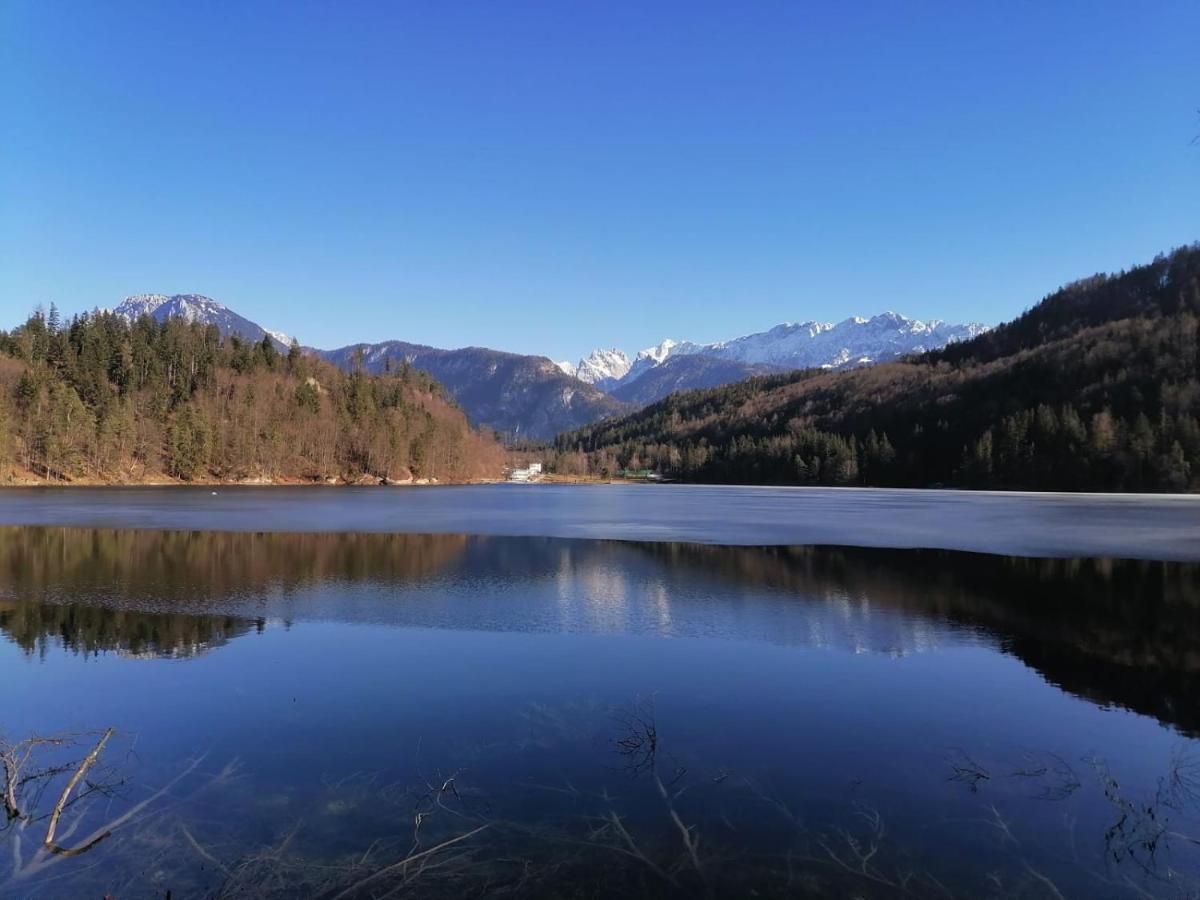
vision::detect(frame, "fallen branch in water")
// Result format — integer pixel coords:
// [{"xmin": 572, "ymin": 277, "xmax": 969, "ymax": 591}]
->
[
  {"xmin": 1, "ymin": 734, "xmax": 74, "ymax": 822},
  {"xmin": 325, "ymin": 822, "xmax": 491, "ymax": 900},
  {"xmin": 1, "ymin": 749, "xmax": 20, "ymax": 821},
  {"xmin": 42, "ymin": 727, "xmax": 113, "ymax": 856},
  {"xmin": 179, "ymin": 820, "xmax": 232, "ymax": 877},
  {"xmin": 585, "ymin": 810, "xmax": 679, "ymax": 888},
  {"xmin": 5, "ymin": 737, "xmax": 209, "ymax": 885}
]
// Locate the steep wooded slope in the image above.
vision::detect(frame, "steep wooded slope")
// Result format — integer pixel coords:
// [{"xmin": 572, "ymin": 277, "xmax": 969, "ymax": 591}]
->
[{"xmin": 554, "ymin": 245, "xmax": 1200, "ymax": 492}]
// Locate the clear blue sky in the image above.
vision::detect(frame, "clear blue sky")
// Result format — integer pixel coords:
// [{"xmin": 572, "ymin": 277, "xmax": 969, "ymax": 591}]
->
[{"xmin": 2, "ymin": 1, "xmax": 1197, "ymax": 362}]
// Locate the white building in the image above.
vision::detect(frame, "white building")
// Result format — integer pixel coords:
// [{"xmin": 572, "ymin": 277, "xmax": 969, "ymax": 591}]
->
[{"xmin": 508, "ymin": 462, "xmax": 544, "ymax": 482}]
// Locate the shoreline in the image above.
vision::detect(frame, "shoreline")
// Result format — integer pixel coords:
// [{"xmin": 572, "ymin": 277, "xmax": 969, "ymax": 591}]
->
[
  {"xmin": 0, "ymin": 477, "xmax": 475, "ymax": 488},
  {"xmin": 0, "ymin": 474, "xmax": 621, "ymax": 489},
  {"xmin": 1, "ymin": 476, "xmax": 1195, "ymax": 496}
]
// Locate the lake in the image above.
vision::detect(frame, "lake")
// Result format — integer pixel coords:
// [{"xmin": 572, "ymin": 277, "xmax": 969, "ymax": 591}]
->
[
  {"xmin": 1, "ymin": 488, "xmax": 1199, "ymax": 898},
  {"xmin": 2, "ymin": 483, "xmax": 1199, "ymax": 559}
]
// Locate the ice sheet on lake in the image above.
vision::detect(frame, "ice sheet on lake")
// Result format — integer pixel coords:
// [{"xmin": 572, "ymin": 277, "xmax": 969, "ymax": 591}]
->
[{"xmin": 1, "ymin": 485, "xmax": 1198, "ymax": 561}]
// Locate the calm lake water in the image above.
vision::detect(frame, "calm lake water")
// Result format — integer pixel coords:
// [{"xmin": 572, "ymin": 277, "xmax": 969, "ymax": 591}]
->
[{"xmin": 1, "ymin": 489, "xmax": 1199, "ymax": 898}]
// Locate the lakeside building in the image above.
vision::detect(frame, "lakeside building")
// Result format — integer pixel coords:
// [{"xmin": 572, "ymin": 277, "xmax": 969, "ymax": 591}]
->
[
  {"xmin": 508, "ymin": 462, "xmax": 543, "ymax": 482},
  {"xmin": 618, "ymin": 468, "xmax": 664, "ymax": 481}
]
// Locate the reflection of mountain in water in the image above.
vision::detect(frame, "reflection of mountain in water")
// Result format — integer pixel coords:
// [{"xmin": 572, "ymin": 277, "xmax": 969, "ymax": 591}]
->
[{"xmin": 1, "ymin": 528, "xmax": 1197, "ymax": 735}]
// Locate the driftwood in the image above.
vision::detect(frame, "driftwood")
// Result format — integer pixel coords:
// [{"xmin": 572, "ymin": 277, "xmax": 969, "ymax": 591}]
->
[
  {"xmin": 325, "ymin": 823, "xmax": 491, "ymax": 900},
  {"xmin": 1, "ymin": 747, "xmax": 20, "ymax": 820},
  {"xmin": 1, "ymin": 734, "xmax": 72, "ymax": 822},
  {"xmin": 42, "ymin": 727, "xmax": 114, "ymax": 856},
  {"xmin": 2, "ymin": 726, "xmax": 218, "ymax": 887}
]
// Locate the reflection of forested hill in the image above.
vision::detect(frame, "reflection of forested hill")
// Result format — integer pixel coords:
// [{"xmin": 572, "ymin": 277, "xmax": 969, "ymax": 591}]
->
[
  {"xmin": 0, "ymin": 599, "xmax": 257, "ymax": 659},
  {"xmin": 0, "ymin": 528, "xmax": 468, "ymax": 602},
  {"xmin": 633, "ymin": 543, "xmax": 1200, "ymax": 736},
  {"xmin": 2, "ymin": 529, "xmax": 1197, "ymax": 736},
  {"xmin": 0, "ymin": 529, "xmax": 470, "ymax": 658}
]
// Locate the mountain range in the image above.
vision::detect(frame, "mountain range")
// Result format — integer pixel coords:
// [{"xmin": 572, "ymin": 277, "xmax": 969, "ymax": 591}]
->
[
  {"xmin": 554, "ymin": 244, "xmax": 1200, "ymax": 493},
  {"xmin": 568, "ymin": 314, "xmax": 988, "ymax": 392},
  {"xmin": 92, "ymin": 293, "xmax": 986, "ymax": 439}
]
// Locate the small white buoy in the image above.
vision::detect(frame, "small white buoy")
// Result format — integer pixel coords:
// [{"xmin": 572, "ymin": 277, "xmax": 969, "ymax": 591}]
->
[{"xmin": 211, "ymin": 491, "xmax": 218, "ymax": 495}]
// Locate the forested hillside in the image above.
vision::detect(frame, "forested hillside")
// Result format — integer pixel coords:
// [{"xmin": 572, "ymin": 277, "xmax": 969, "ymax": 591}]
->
[
  {"xmin": 0, "ymin": 310, "xmax": 505, "ymax": 484},
  {"xmin": 554, "ymin": 245, "xmax": 1200, "ymax": 492}
]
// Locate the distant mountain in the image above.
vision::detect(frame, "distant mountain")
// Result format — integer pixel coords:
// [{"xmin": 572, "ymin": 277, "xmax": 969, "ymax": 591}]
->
[
  {"xmin": 573, "ymin": 348, "xmax": 632, "ymax": 390},
  {"xmin": 623, "ymin": 339, "xmax": 698, "ymax": 384},
  {"xmin": 613, "ymin": 313, "xmax": 988, "ymax": 380},
  {"xmin": 101, "ymin": 294, "xmax": 626, "ymax": 439},
  {"xmin": 318, "ymin": 342, "xmax": 630, "ymax": 440},
  {"xmin": 686, "ymin": 313, "xmax": 988, "ymax": 369},
  {"xmin": 554, "ymin": 245, "xmax": 1200, "ymax": 493},
  {"xmin": 97, "ymin": 295, "xmax": 987, "ymax": 439},
  {"xmin": 609, "ymin": 355, "xmax": 783, "ymax": 406},
  {"xmin": 112, "ymin": 294, "xmax": 293, "ymax": 350},
  {"xmin": 573, "ymin": 313, "xmax": 988, "ymax": 406}
]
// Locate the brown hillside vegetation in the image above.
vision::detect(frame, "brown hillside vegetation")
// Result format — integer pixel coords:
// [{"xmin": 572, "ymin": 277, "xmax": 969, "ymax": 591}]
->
[{"xmin": 0, "ymin": 311, "xmax": 505, "ymax": 484}]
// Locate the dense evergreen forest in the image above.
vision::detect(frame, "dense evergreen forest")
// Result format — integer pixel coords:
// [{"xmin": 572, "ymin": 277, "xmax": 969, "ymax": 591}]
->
[
  {"xmin": 0, "ymin": 310, "xmax": 505, "ymax": 483},
  {"xmin": 554, "ymin": 245, "xmax": 1200, "ymax": 492}
]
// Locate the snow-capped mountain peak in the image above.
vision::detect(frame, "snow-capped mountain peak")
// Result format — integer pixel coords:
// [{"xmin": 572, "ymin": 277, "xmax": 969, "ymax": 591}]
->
[
  {"xmin": 266, "ymin": 329, "xmax": 296, "ymax": 348},
  {"xmin": 110, "ymin": 294, "xmax": 295, "ymax": 349},
  {"xmin": 115, "ymin": 293, "xmax": 225, "ymax": 323},
  {"xmin": 111, "ymin": 294, "xmax": 169, "ymax": 318},
  {"xmin": 621, "ymin": 338, "xmax": 707, "ymax": 383},
  {"xmin": 635, "ymin": 339, "xmax": 678, "ymax": 365},
  {"xmin": 573, "ymin": 347, "xmax": 632, "ymax": 389}
]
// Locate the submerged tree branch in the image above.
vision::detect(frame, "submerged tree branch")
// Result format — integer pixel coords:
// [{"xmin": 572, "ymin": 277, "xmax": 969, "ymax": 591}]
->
[
  {"xmin": 42, "ymin": 728, "xmax": 113, "ymax": 855},
  {"xmin": 325, "ymin": 823, "xmax": 491, "ymax": 900}
]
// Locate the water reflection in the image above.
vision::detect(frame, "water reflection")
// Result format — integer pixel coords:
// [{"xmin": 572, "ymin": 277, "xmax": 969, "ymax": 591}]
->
[
  {"xmin": 634, "ymin": 543, "xmax": 1200, "ymax": 735},
  {"xmin": 0, "ymin": 527, "xmax": 468, "ymax": 600},
  {"xmin": 1, "ymin": 528, "xmax": 1198, "ymax": 737},
  {"xmin": 3, "ymin": 528, "xmax": 1200, "ymax": 897},
  {"xmin": 0, "ymin": 599, "xmax": 257, "ymax": 659}
]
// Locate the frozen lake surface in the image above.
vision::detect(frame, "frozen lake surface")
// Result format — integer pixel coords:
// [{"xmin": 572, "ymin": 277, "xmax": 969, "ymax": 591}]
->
[{"xmin": 1, "ymin": 483, "xmax": 1197, "ymax": 559}]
